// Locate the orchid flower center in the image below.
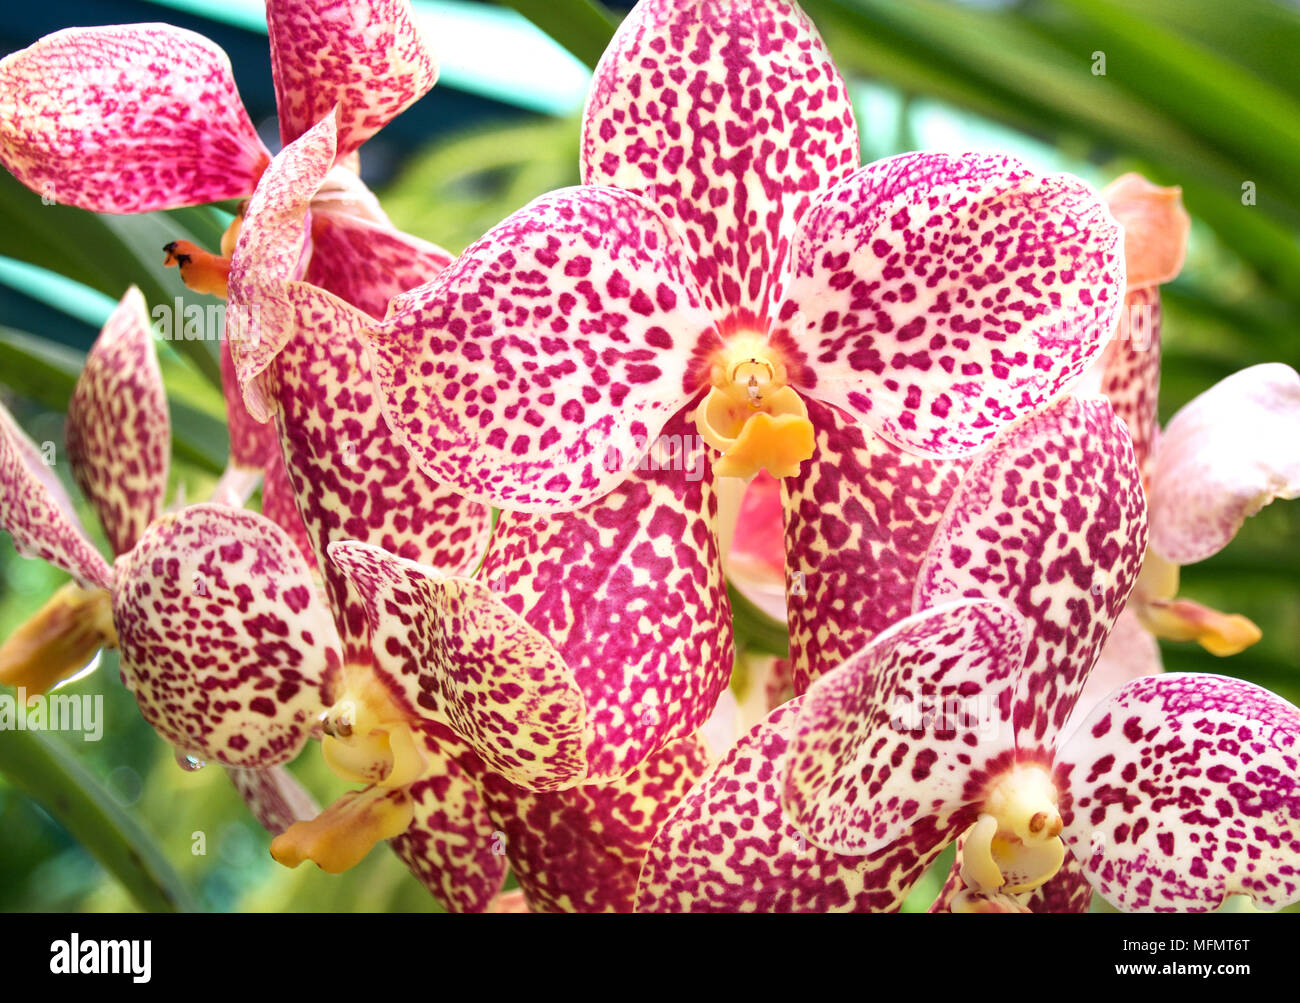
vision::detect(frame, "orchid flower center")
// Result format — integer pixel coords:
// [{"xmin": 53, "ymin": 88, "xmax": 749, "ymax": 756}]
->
[
  {"xmin": 961, "ymin": 764, "xmax": 1065, "ymax": 897},
  {"xmin": 270, "ymin": 668, "xmax": 425, "ymax": 875},
  {"xmin": 694, "ymin": 335, "xmax": 815, "ymax": 481}
]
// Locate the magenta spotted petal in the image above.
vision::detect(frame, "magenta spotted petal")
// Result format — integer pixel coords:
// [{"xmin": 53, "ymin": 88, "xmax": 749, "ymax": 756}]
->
[
  {"xmin": 783, "ymin": 600, "xmax": 1027, "ymax": 856},
  {"xmin": 1092, "ymin": 286, "xmax": 1162, "ymax": 472},
  {"xmin": 0, "ymin": 400, "xmax": 112, "ymax": 590},
  {"xmin": 482, "ymin": 735, "xmax": 709, "ymax": 913},
  {"xmin": 785, "ymin": 397, "xmax": 966, "ymax": 692},
  {"xmin": 219, "ymin": 338, "xmax": 279, "ymax": 473},
  {"xmin": 266, "ymin": 0, "xmax": 436, "ymax": 158},
  {"xmin": 915, "ymin": 395, "xmax": 1149, "ymax": 750},
  {"xmin": 1057, "ymin": 674, "xmax": 1300, "ymax": 912},
  {"xmin": 582, "ymin": 0, "xmax": 859, "ymax": 316},
  {"xmin": 65, "ymin": 287, "xmax": 169, "ymax": 557},
  {"xmin": 327, "ymin": 541, "xmax": 587, "ymax": 793},
  {"xmin": 304, "ymin": 209, "xmax": 453, "ymax": 321},
  {"xmin": 113, "ymin": 504, "xmax": 340, "ymax": 767},
  {"xmin": 389, "ymin": 722, "xmax": 508, "ymax": 913},
  {"xmin": 480, "ymin": 410, "xmax": 732, "ymax": 779},
  {"xmin": 781, "ymin": 152, "xmax": 1125, "ymax": 457},
  {"xmin": 227, "ymin": 114, "xmax": 337, "ymax": 420},
  {"xmin": 363, "ymin": 185, "xmax": 717, "ymax": 512},
  {"xmin": 0, "ymin": 24, "xmax": 269, "ymax": 213},
  {"xmin": 635, "ymin": 700, "xmax": 878, "ymax": 912},
  {"xmin": 637, "ymin": 698, "xmax": 962, "ymax": 912}
]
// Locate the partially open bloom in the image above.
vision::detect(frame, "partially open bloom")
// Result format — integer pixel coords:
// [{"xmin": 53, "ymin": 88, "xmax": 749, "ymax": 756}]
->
[{"xmin": 0, "ymin": 288, "xmax": 333, "ymax": 833}]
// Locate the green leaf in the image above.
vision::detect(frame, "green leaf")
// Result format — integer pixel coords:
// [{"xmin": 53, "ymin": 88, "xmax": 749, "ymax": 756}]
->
[
  {"xmin": 0, "ymin": 727, "xmax": 199, "ymax": 913},
  {"xmin": 495, "ymin": 0, "xmax": 620, "ymax": 69},
  {"xmin": 0, "ymin": 326, "xmax": 227, "ymax": 475}
]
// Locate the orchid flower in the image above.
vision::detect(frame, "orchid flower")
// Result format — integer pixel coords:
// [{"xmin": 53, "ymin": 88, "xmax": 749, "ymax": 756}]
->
[
  {"xmin": 635, "ymin": 392, "xmax": 1152, "ymax": 910},
  {"xmin": 0, "ymin": 0, "xmax": 452, "ymax": 504},
  {"xmin": 1069, "ymin": 175, "xmax": 1300, "ymax": 728},
  {"xmin": 0, "ymin": 288, "xmax": 334, "ymax": 834},
  {"xmin": 238, "ymin": 0, "xmax": 1124, "ymax": 531}
]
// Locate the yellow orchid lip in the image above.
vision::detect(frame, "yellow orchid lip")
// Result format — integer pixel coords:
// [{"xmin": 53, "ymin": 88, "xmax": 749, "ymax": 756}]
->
[
  {"xmin": 695, "ymin": 335, "xmax": 816, "ymax": 481},
  {"xmin": 270, "ymin": 786, "xmax": 415, "ymax": 874}
]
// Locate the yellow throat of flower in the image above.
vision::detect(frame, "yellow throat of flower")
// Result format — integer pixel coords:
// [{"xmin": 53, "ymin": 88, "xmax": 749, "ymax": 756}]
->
[
  {"xmin": 270, "ymin": 668, "xmax": 425, "ymax": 874},
  {"xmin": 958, "ymin": 763, "xmax": 1065, "ymax": 905},
  {"xmin": 694, "ymin": 335, "xmax": 815, "ymax": 481}
]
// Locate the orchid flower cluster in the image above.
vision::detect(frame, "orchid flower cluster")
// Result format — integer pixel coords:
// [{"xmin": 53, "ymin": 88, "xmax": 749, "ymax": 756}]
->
[{"xmin": 1, "ymin": 0, "xmax": 1298, "ymax": 914}]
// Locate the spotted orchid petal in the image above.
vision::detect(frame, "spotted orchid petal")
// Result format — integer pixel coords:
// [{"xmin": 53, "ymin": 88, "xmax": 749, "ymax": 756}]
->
[
  {"xmin": 266, "ymin": 0, "xmax": 436, "ymax": 159},
  {"xmin": 218, "ymin": 338, "xmax": 278, "ymax": 474},
  {"xmin": 0, "ymin": 24, "xmax": 269, "ymax": 213},
  {"xmin": 638, "ymin": 697, "xmax": 963, "ymax": 911},
  {"xmin": 0, "ymin": 400, "xmax": 112, "ymax": 590},
  {"xmin": 482, "ymin": 735, "xmax": 709, "ymax": 913},
  {"xmin": 362, "ymin": 186, "xmax": 717, "ymax": 513},
  {"xmin": 783, "ymin": 600, "xmax": 1027, "ymax": 856},
  {"xmin": 785, "ymin": 397, "xmax": 966, "ymax": 693},
  {"xmin": 480, "ymin": 414, "xmax": 732, "ymax": 779},
  {"xmin": 389, "ymin": 722, "xmax": 508, "ymax": 913},
  {"xmin": 636, "ymin": 700, "xmax": 885, "ymax": 912},
  {"xmin": 781, "ymin": 152, "xmax": 1125, "ymax": 457},
  {"xmin": 113, "ymin": 504, "xmax": 340, "ymax": 768},
  {"xmin": 1057, "ymin": 673, "xmax": 1300, "ymax": 912},
  {"xmin": 227, "ymin": 115, "xmax": 336, "ymax": 420},
  {"xmin": 304, "ymin": 210, "xmax": 453, "ymax": 320},
  {"xmin": 265, "ymin": 312, "xmax": 492, "ymax": 664},
  {"xmin": 259, "ymin": 446, "xmax": 316, "ymax": 571},
  {"xmin": 1148, "ymin": 363, "xmax": 1300, "ymax": 565},
  {"xmin": 64, "ymin": 287, "xmax": 169, "ymax": 557},
  {"xmin": 327, "ymin": 541, "xmax": 587, "ymax": 793},
  {"xmin": 1103, "ymin": 173, "xmax": 1190, "ymax": 292},
  {"xmin": 1025, "ymin": 851, "xmax": 1094, "ymax": 913},
  {"xmin": 225, "ymin": 765, "xmax": 321, "ymax": 835},
  {"xmin": 1060, "ymin": 607, "xmax": 1162, "ymax": 746},
  {"xmin": 915, "ymin": 395, "xmax": 1149, "ymax": 751},
  {"xmin": 582, "ymin": 0, "xmax": 859, "ymax": 317},
  {"xmin": 226, "ymin": 109, "xmax": 490, "ymax": 639},
  {"xmin": 1093, "ymin": 286, "xmax": 1162, "ymax": 472}
]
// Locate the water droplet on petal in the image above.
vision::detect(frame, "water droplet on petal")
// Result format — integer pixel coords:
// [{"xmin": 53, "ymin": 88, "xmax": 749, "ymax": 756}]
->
[{"xmin": 175, "ymin": 751, "xmax": 207, "ymax": 772}]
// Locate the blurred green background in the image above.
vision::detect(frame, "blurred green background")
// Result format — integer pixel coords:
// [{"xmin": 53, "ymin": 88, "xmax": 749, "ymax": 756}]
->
[{"xmin": 1, "ymin": 0, "xmax": 1298, "ymax": 912}]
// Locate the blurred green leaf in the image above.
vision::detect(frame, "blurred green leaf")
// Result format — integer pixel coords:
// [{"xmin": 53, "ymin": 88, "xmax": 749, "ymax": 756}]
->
[
  {"xmin": 0, "ymin": 170, "xmax": 226, "ymax": 387},
  {"xmin": 496, "ymin": 0, "xmax": 620, "ymax": 69},
  {"xmin": 383, "ymin": 116, "xmax": 582, "ymax": 252},
  {"xmin": 0, "ymin": 728, "xmax": 198, "ymax": 913}
]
